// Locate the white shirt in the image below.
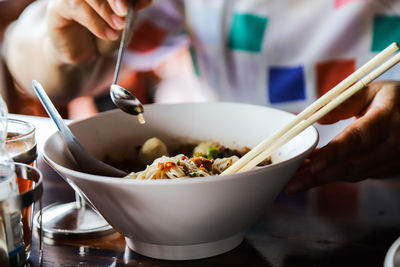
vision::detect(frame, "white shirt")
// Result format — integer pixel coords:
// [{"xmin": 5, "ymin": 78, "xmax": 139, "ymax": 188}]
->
[{"xmin": 126, "ymin": 0, "xmax": 400, "ymax": 113}]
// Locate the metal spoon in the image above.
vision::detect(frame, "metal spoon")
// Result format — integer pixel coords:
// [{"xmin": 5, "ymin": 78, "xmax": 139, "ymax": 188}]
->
[
  {"xmin": 32, "ymin": 80, "xmax": 127, "ymax": 177},
  {"xmin": 110, "ymin": 0, "xmax": 145, "ymax": 124}
]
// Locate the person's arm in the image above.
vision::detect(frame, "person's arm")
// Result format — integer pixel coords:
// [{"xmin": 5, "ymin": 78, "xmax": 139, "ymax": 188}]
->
[
  {"xmin": 285, "ymin": 81, "xmax": 400, "ymax": 193},
  {"xmin": 3, "ymin": 0, "xmax": 151, "ymax": 104}
]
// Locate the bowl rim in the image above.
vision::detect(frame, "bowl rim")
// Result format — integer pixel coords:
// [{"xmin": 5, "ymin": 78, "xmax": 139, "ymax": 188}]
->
[
  {"xmin": 384, "ymin": 235, "xmax": 400, "ymax": 267},
  {"xmin": 43, "ymin": 102, "xmax": 319, "ymax": 185}
]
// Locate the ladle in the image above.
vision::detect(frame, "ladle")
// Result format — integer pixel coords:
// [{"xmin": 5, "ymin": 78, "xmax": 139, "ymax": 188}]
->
[
  {"xmin": 110, "ymin": 0, "xmax": 145, "ymax": 124},
  {"xmin": 32, "ymin": 80, "xmax": 127, "ymax": 177}
]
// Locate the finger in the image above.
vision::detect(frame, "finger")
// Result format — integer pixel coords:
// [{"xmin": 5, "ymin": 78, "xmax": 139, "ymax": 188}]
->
[
  {"xmin": 284, "ymin": 164, "xmax": 312, "ymax": 194},
  {"xmin": 86, "ymin": 0, "xmax": 125, "ymax": 30},
  {"xmin": 48, "ymin": 0, "xmax": 119, "ymax": 40},
  {"xmin": 285, "ymin": 160, "xmax": 354, "ymax": 194},
  {"xmin": 309, "ymin": 101, "xmax": 393, "ymax": 175},
  {"xmin": 134, "ymin": 0, "xmax": 152, "ymax": 10},
  {"xmin": 318, "ymin": 82, "xmax": 381, "ymax": 124},
  {"xmin": 351, "ymin": 132, "xmax": 400, "ymax": 178},
  {"xmin": 360, "ymin": 160, "xmax": 400, "ymax": 179},
  {"xmin": 108, "ymin": 0, "xmax": 152, "ymax": 16},
  {"xmin": 287, "ymin": 131, "xmax": 400, "ymax": 194},
  {"xmin": 285, "ymin": 157, "xmax": 400, "ymax": 194},
  {"xmin": 284, "ymin": 150, "xmax": 319, "ymax": 194}
]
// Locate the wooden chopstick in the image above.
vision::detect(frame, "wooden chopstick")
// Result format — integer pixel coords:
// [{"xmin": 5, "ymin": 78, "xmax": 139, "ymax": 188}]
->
[{"xmin": 222, "ymin": 42, "xmax": 400, "ymax": 175}]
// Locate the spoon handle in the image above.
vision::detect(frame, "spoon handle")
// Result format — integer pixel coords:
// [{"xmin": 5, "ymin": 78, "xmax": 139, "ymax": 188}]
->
[
  {"xmin": 112, "ymin": 0, "xmax": 136, "ymax": 85},
  {"xmin": 32, "ymin": 80, "xmax": 127, "ymax": 177},
  {"xmin": 32, "ymin": 80, "xmax": 81, "ymax": 150}
]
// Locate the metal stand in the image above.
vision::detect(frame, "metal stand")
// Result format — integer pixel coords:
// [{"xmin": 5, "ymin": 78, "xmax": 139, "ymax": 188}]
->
[
  {"xmin": 33, "ymin": 193, "xmax": 114, "ymax": 239},
  {"xmin": 34, "ymin": 157, "xmax": 114, "ymax": 239}
]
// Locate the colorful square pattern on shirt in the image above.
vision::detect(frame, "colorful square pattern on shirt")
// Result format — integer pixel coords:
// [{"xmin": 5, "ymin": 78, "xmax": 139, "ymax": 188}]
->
[
  {"xmin": 228, "ymin": 13, "xmax": 268, "ymax": 53},
  {"xmin": 316, "ymin": 59, "xmax": 356, "ymax": 97},
  {"xmin": 268, "ymin": 66, "xmax": 306, "ymax": 103},
  {"xmin": 334, "ymin": 0, "xmax": 359, "ymax": 8},
  {"xmin": 128, "ymin": 20, "xmax": 167, "ymax": 53},
  {"xmin": 371, "ymin": 15, "xmax": 400, "ymax": 52},
  {"xmin": 189, "ymin": 46, "xmax": 200, "ymax": 77}
]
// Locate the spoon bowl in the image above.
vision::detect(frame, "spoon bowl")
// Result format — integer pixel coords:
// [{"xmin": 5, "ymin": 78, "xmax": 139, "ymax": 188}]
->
[{"xmin": 110, "ymin": 84, "xmax": 144, "ymax": 116}]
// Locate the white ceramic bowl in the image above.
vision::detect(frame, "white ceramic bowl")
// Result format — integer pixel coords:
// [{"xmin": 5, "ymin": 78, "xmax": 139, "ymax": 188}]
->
[{"xmin": 43, "ymin": 102, "xmax": 318, "ymax": 260}]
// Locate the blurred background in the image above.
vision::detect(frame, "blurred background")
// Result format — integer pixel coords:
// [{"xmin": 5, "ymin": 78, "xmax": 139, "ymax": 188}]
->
[{"xmin": 0, "ymin": 0, "xmax": 207, "ymax": 121}]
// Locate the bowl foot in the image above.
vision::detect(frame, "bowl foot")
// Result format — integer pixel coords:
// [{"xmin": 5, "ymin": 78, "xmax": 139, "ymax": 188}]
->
[{"xmin": 125, "ymin": 233, "xmax": 244, "ymax": 260}]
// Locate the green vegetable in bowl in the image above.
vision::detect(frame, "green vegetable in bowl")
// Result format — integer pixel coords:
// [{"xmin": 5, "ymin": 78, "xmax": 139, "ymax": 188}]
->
[{"xmin": 206, "ymin": 147, "xmax": 219, "ymax": 160}]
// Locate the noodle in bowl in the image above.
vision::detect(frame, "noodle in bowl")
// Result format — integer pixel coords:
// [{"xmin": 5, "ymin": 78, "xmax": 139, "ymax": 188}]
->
[{"xmin": 42, "ymin": 102, "xmax": 318, "ymax": 260}]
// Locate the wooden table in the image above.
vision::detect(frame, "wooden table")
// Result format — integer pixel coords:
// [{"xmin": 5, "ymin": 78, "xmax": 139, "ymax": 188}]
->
[{"xmin": 12, "ymin": 114, "xmax": 400, "ymax": 266}]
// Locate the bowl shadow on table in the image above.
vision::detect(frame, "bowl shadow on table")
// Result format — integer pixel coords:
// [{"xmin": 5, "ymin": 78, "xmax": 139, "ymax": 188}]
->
[
  {"xmin": 123, "ymin": 239, "xmax": 273, "ymax": 266},
  {"xmin": 30, "ymin": 215, "xmax": 400, "ymax": 267},
  {"xmin": 28, "ymin": 220, "xmax": 400, "ymax": 267},
  {"xmin": 32, "ymin": 232, "xmax": 272, "ymax": 266}
]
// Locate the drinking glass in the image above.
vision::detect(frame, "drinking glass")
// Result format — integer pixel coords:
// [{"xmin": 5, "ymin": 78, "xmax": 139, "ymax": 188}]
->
[
  {"xmin": 6, "ymin": 118, "xmax": 36, "ymax": 166},
  {"xmin": 4, "ymin": 119, "xmax": 39, "ymax": 261},
  {"xmin": 0, "ymin": 163, "xmax": 43, "ymax": 266},
  {"xmin": 7, "ymin": 118, "xmax": 114, "ymax": 240}
]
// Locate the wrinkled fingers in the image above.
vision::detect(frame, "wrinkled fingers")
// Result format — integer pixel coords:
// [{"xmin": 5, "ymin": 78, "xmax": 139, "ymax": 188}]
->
[
  {"xmin": 47, "ymin": 0, "xmax": 119, "ymax": 40},
  {"xmin": 86, "ymin": 0, "xmax": 125, "ymax": 30}
]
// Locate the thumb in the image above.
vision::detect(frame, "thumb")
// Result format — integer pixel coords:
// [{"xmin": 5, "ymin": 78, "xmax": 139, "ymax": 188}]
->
[{"xmin": 317, "ymin": 82, "xmax": 380, "ymax": 124}]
